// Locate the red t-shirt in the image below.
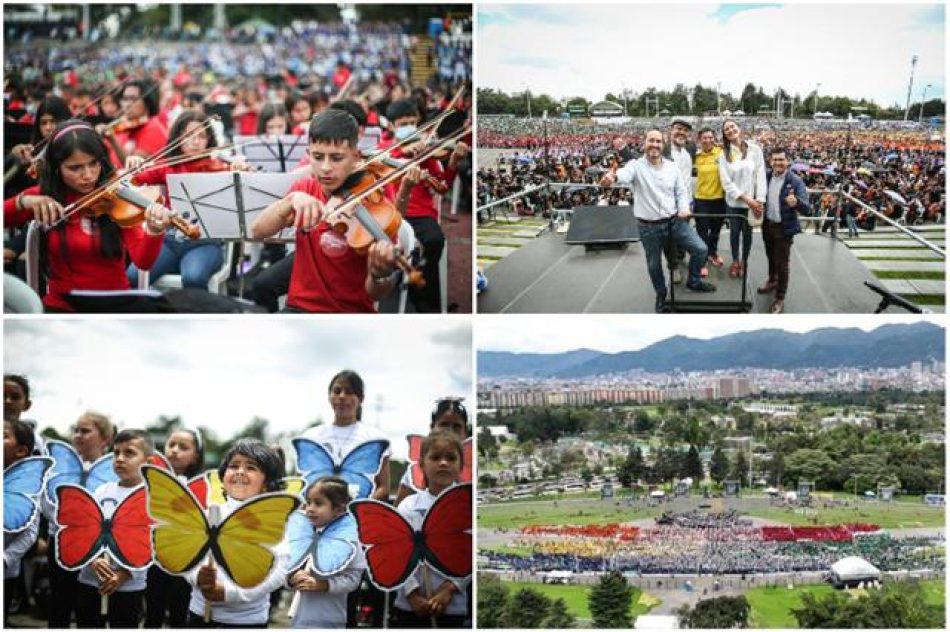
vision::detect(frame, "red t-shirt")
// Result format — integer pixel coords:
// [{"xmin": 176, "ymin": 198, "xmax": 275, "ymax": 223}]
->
[
  {"xmin": 4, "ymin": 186, "xmax": 164, "ymax": 311},
  {"xmin": 115, "ymin": 116, "xmax": 169, "ymax": 159},
  {"xmin": 377, "ymin": 140, "xmax": 457, "ymax": 220},
  {"xmin": 285, "ymin": 178, "xmax": 375, "ymax": 313}
]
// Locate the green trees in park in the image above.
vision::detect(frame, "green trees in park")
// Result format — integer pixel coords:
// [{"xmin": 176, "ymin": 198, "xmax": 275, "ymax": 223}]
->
[
  {"xmin": 477, "ymin": 575, "xmax": 578, "ymax": 629},
  {"xmin": 792, "ymin": 582, "xmax": 943, "ymax": 629},
  {"xmin": 709, "ymin": 444, "xmax": 730, "ymax": 484},
  {"xmin": 678, "ymin": 595, "xmax": 751, "ymax": 629},
  {"xmin": 588, "ymin": 571, "xmax": 634, "ymax": 628}
]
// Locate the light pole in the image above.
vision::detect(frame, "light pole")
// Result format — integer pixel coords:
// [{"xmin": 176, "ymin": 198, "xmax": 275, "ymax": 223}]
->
[
  {"xmin": 812, "ymin": 82, "xmax": 821, "ymax": 116},
  {"xmin": 717, "ymin": 81, "xmax": 722, "ymax": 115},
  {"xmin": 918, "ymin": 84, "xmax": 932, "ymax": 124},
  {"xmin": 903, "ymin": 54, "xmax": 918, "ymax": 121}
]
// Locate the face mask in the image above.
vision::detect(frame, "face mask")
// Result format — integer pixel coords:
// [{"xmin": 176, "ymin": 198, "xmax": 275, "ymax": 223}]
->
[{"xmin": 394, "ymin": 125, "xmax": 417, "ymax": 141}]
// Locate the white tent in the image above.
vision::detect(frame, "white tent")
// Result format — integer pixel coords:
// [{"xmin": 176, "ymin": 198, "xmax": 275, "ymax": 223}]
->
[{"xmin": 830, "ymin": 556, "xmax": 881, "ymax": 587}]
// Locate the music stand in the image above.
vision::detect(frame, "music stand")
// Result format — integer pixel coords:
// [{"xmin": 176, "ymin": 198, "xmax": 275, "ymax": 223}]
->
[
  {"xmin": 166, "ymin": 171, "xmax": 308, "ymax": 294},
  {"xmin": 234, "ymin": 134, "xmax": 309, "ymax": 173}
]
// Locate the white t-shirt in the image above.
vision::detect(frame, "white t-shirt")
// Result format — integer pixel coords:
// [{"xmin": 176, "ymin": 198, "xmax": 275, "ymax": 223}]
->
[
  {"xmin": 301, "ymin": 421, "xmax": 391, "ymax": 461},
  {"xmin": 77, "ymin": 482, "xmax": 148, "ymax": 592}
]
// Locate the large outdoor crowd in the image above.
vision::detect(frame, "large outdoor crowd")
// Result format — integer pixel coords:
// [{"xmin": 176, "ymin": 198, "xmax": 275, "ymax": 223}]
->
[{"xmin": 477, "ymin": 116, "xmax": 945, "ymax": 231}]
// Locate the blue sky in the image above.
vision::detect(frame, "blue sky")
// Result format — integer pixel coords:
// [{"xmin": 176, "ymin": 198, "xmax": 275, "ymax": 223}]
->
[{"xmin": 478, "ymin": 3, "xmax": 945, "ymax": 106}]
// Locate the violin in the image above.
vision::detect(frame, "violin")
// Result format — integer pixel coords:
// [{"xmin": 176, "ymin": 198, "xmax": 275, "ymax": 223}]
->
[
  {"xmin": 79, "ymin": 184, "xmax": 201, "ymax": 239},
  {"xmin": 324, "ymin": 170, "xmax": 425, "ymax": 287},
  {"xmin": 107, "ymin": 115, "xmax": 150, "ymax": 135},
  {"xmin": 364, "ymin": 154, "xmax": 448, "ymax": 195}
]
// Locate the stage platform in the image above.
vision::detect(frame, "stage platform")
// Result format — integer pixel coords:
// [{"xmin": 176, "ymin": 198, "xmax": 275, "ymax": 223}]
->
[{"xmin": 477, "ymin": 230, "xmax": 917, "ymax": 313}]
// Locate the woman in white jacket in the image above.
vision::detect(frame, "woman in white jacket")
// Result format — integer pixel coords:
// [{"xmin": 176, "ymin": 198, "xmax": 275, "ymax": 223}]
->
[{"xmin": 717, "ymin": 119, "xmax": 767, "ymax": 278}]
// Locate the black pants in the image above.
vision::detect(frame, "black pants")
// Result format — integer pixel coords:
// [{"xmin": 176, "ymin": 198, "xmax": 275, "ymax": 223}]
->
[
  {"xmin": 251, "ymin": 253, "xmax": 294, "ymax": 312},
  {"xmin": 47, "ymin": 536, "xmax": 80, "ymax": 627},
  {"xmin": 406, "ymin": 216, "xmax": 444, "ymax": 313},
  {"xmin": 187, "ymin": 611, "xmax": 267, "ymax": 628},
  {"xmin": 144, "ymin": 565, "xmax": 191, "ymax": 627},
  {"xmin": 75, "ymin": 583, "xmax": 143, "ymax": 628},
  {"xmin": 762, "ymin": 218, "xmax": 793, "ymax": 299},
  {"xmin": 4, "ymin": 577, "xmax": 16, "ymax": 628},
  {"xmin": 390, "ymin": 607, "xmax": 468, "ymax": 628},
  {"xmin": 695, "ymin": 198, "xmax": 727, "ymax": 257}
]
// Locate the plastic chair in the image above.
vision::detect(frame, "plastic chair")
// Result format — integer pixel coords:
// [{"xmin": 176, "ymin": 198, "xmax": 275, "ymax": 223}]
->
[
  {"xmin": 24, "ymin": 221, "xmax": 41, "ymax": 292},
  {"xmin": 145, "ymin": 243, "xmax": 233, "ymax": 294}
]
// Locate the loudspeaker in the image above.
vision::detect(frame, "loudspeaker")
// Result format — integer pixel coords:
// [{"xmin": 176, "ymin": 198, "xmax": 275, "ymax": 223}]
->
[{"xmin": 564, "ymin": 205, "xmax": 640, "ymax": 245}]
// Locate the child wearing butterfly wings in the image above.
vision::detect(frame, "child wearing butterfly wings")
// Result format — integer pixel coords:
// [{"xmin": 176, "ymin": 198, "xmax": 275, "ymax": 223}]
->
[
  {"xmin": 394, "ymin": 397, "xmax": 469, "ymax": 505},
  {"xmin": 186, "ymin": 440, "xmax": 292, "ymax": 628},
  {"xmin": 144, "ymin": 427, "xmax": 204, "ymax": 628},
  {"xmin": 392, "ymin": 431, "xmax": 470, "ymax": 628},
  {"xmin": 41, "ymin": 410, "xmax": 115, "ymax": 628},
  {"xmin": 286, "ymin": 476, "xmax": 366, "ymax": 628},
  {"xmin": 73, "ymin": 428, "xmax": 152, "ymax": 628}
]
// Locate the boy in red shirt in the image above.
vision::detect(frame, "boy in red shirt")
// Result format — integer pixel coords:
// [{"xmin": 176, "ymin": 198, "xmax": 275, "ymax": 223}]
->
[{"xmin": 250, "ymin": 109, "xmax": 419, "ymax": 313}]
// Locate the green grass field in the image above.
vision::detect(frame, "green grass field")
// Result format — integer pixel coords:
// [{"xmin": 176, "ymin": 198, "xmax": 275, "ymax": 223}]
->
[
  {"xmin": 478, "ymin": 499, "xmax": 663, "ymax": 528},
  {"xmin": 746, "ymin": 580, "xmax": 945, "ymax": 628},
  {"xmin": 502, "ymin": 580, "xmax": 655, "ymax": 623},
  {"xmin": 743, "ymin": 503, "xmax": 945, "ymax": 528}
]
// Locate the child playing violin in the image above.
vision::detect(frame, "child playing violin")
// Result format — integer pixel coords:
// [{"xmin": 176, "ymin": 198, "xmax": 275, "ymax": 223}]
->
[
  {"xmin": 125, "ymin": 110, "xmax": 248, "ymax": 290},
  {"xmin": 99, "ymin": 79, "xmax": 169, "ymax": 168},
  {"xmin": 250, "ymin": 109, "xmax": 423, "ymax": 313},
  {"xmin": 3, "ymin": 120, "xmax": 174, "ymax": 312}
]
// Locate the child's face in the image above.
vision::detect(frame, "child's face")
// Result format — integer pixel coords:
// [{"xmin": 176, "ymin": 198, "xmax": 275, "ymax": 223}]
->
[
  {"xmin": 3, "ymin": 422, "xmax": 29, "ymax": 468},
  {"xmin": 222, "ymin": 454, "xmax": 266, "ymax": 501},
  {"xmin": 113, "ymin": 438, "xmax": 148, "ymax": 486},
  {"xmin": 422, "ymin": 441, "xmax": 461, "ymax": 494},
  {"xmin": 165, "ymin": 431, "xmax": 199, "ymax": 477},
  {"xmin": 328, "ymin": 379, "xmax": 361, "ymax": 424},
  {"xmin": 432, "ymin": 412, "xmax": 466, "ymax": 439},
  {"xmin": 73, "ymin": 417, "xmax": 109, "ymax": 462},
  {"xmin": 308, "ymin": 140, "xmax": 360, "ymax": 193},
  {"xmin": 4, "ymin": 380, "xmax": 31, "ymax": 423},
  {"xmin": 304, "ymin": 486, "xmax": 343, "ymax": 528}
]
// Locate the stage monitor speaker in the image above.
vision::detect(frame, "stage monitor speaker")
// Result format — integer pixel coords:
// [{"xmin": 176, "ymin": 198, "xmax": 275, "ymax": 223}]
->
[{"xmin": 564, "ymin": 205, "xmax": 639, "ymax": 245}]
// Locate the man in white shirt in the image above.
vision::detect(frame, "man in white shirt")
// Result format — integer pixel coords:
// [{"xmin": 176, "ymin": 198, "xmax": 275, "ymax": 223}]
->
[{"xmin": 601, "ymin": 129, "xmax": 715, "ymax": 312}]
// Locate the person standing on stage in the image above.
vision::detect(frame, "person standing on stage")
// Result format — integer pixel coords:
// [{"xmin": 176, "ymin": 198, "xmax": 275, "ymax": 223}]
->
[
  {"xmin": 600, "ymin": 129, "xmax": 714, "ymax": 313},
  {"xmin": 662, "ymin": 117, "xmax": 696, "ymax": 284},
  {"xmin": 693, "ymin": 127, "xmax": 727, "ymax": 276},
  {"xmin": 717, "ymin": 118, "xmax": 766, "ymax": 279},
  {"xmin": 759, "ymin": 147, "xmax": 809, "ymax": 314}
]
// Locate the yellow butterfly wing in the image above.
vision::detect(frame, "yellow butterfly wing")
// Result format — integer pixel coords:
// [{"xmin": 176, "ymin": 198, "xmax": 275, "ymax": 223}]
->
[
  {"xmin": 216, "ymin": 493, "xmax": 300, "ymax": 588},
  {"xmin": 282, "ymin": 476, "xmax": 306, "ymax": 497},
  {"xmin": 206, "ymin": 470, "xmax": 227, "ymax": 506},
  {"xmin": 143, "ymin": 466, "xmax": 210, "ymax": 574}
]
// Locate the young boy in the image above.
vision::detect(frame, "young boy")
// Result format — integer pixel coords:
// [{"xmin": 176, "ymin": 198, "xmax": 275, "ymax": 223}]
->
[
  {"xmin": 251, "ymin": 109, "xmax": 420, "ymax": 313},
  {"xmin": 4, "ymin": 375, "xmax": 44, "ymax": 456},
  {"xmin": 4, "ymin": 419, "xmax": 38, "ymax": 627},
  {"xmin": 74, "ymin": 428, "xmax": 152, "ymax": 628}
]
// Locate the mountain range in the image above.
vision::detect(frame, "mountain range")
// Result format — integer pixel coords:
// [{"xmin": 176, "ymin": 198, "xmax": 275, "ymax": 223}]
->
[{"xmin": 478, "ymin": 323, "xmax": 944, "ymax": 378}]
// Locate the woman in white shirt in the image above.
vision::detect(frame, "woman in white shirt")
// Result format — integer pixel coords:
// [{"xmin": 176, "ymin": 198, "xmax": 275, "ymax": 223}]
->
[{"xmin": 717, "ymin": 119, "xmax": 766, "ymax": 279}]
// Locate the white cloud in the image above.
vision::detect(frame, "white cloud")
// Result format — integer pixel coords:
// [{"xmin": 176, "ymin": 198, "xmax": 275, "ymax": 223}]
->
[
  {"xmin": 4, "ymin": 318, "xmax": 472, "ymax": 460},
  {"xmin": 478, "ymin": 3, "xmax": 945, "ymax": 106}
]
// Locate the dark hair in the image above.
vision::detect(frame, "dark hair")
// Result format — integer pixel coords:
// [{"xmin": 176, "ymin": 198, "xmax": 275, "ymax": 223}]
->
[
  {"xmin": 431, "ymin": 398, "xmax": 468, "ymax": 424},
  {"xmin": 285, "ymin": 91, "xmax": 311, "ymax": 117},
  {"xmin": 40, "ymin": 120, "xmax": 122, "ymax": 262},
  {"xmin": 257, "ymin": 102, "xmax": 290, "ymax": 135},
  {"xmin": 123, "ymin": 79, "xmax": 159, "ymax": 117},
  {"xmin": 308, "ymin": 475, "xmax": 351, "ymax": 510},
  {"xmin": 770, "ymin": 146, "xmax": 788, "ymax": 158},
  {"xmin": 4, "ymin": 374, "xmax": 31, "ymax": 401},
  {"xmin": 330, "ymin": 99, "xmax": 367, "ymax": 128},
  {"xmin": 697, "ymin": 127, "xmax": 715, "ymax": 138},
  {"xmin": 165, "ymin": 110, "xmax": 217, "ymax": 159},
  {"xmin": 168, "ymin": 427, "xmax": 205, "ymax": 478},
  {"xmin": 218, "ymin": 439, "xmax": 284, "ymax": 495},
  {"xmin": 386, "ymin": 99, "xmax": 420, "ymax": 123},
  {"xmin": 721, "ymin": 119, "xmax": 748, "ymax": 163},
  {"xmin": 5, "ymin": 419, "xmax": 35, "ymax": 456},
  {"xmin": 114, "ymin": 428, "xmax": 155, "ymax": 456},
  {"xmin": 31, "ymin": 96, "xmax": 71, "ymax": 144},
  {"xmin": 308, "ymin": 109, "xmax": 359, "ymax": 147},
  {"xmin": 420, "ymin": 431, "xmax": 464, "ymax": 479},
  {"xmin": 328, "ymin": 370, "xmax": 365, "ymax": 420}
]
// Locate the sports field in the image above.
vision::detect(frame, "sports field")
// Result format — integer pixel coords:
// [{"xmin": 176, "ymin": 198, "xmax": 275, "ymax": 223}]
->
[{"xmin": 478, "ymin": 498, "xmax": 663, "ymax": 528}]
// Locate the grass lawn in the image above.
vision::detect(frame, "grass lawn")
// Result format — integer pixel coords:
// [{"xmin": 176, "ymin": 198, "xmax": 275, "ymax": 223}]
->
[
  {"xmin": 744, "ymin": 502, "xmax": 944, "ymax": 528},
  {"xmin": 875, "ymin": 270, "xmax": 945, "ymax": 280},
  {"xmin": 502, "ymin": 580, "xmax": 656, "ymax": 623},
  {"xmin": 746, "ymin": 580, "xmax": 945, "ymax": 628},
  {"xmin": 478, "ymin": 544, "xmax": 533, "ymax": 557},
  {"xmin": 478, "ymin": 498, "xmax": 663, "ymax": 529}
]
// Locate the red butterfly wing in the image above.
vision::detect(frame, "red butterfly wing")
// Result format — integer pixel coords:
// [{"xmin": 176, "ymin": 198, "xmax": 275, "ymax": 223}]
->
[
  {"xmin": 349, "ymin": 500, "xmax": 416, "ymax": 590},
  {"xmin": 147, "ymin": 453, "xmax": 172, "ymax": 471},
  {"xmin": 55, "ymin": 486, "xmax": 104, "ymax": 570},
  {"xmin": 187, "ymin": 476, "xmax": 209, "ymax": 509},
  {"xmin": 460, "ymin": 438, "xmax": 473, "ymax": 483},
  {"xmin": 407, "ymin": 434, "xmax": 426, "ymax": 490},
  {"xmin": 421, "ymin": 484, "xmax": 472, "ymax": 579},
  {"xmin": 109, "ymin": 487, "xmax": 153, "ymax": 569}
]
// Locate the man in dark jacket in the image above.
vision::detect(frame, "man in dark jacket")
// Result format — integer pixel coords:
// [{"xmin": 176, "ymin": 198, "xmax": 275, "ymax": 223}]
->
[{"xmin": 758, "ymin": 147, "xmax": 810, "ymax": 313}]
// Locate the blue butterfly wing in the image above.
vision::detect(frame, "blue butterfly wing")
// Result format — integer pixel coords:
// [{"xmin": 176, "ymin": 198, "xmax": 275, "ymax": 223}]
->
[
  {"xmin": 338, "ymin": 440, "xmax": 389, "ymax": 500},
  {"xmin": 314, "ymin": 513, "xmax": 357, "ymax": 575},
  {"xmin": 286, "ymin": 510, "xmax": 316, "ymax": 572},
  {"xmin": 46, "ymin": 442, "xmax": 83, "ymax": 504},
  {"xmin": 4, "ymin": 457, "xmax": 53, "ymax": 533},
  {"xmin": 83, "ymin": 454, "xmax": 118, "ymax": 492},
  {"xmin": 293, "ymin": 438, "xmax": 337, "ymax": 487}
]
